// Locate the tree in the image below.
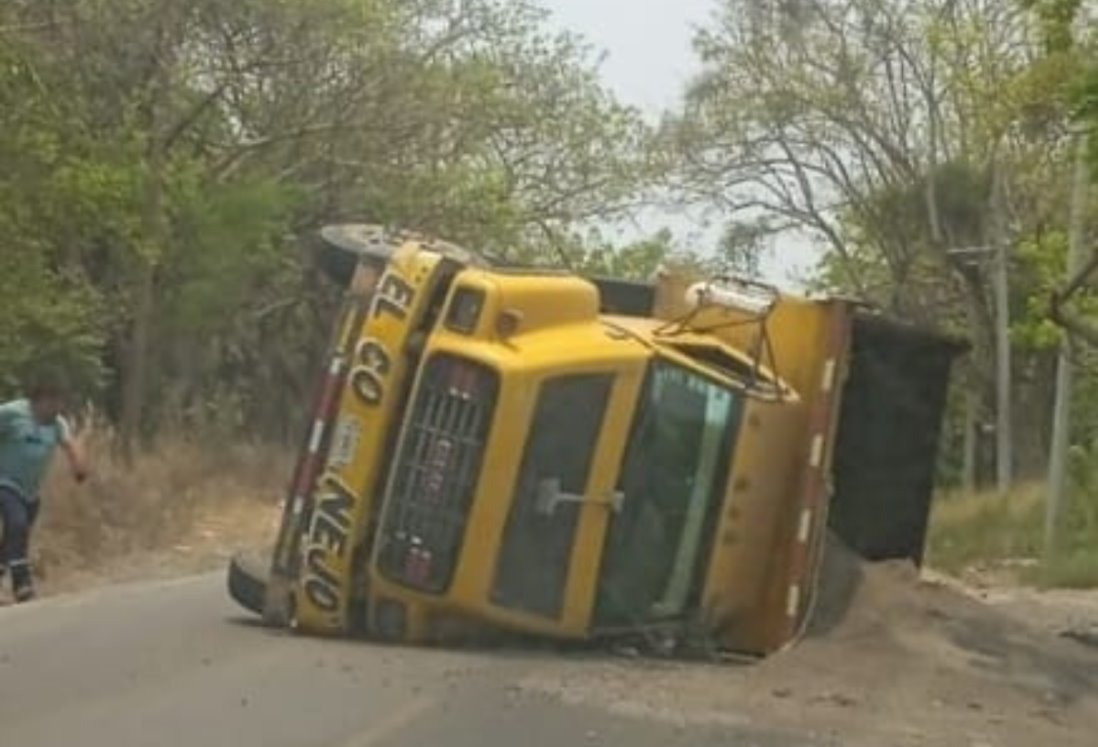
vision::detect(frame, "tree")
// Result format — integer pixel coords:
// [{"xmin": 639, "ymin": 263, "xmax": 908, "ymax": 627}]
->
[
  {"xmin": 0, "ymin": 0, "xmax": 658, "ymax": 448},
  {"xmin": 1027, "ymin": 0, "xmax": 1098, "ymax": 347},
  {"xmin": 665, "ymin": 0, "xmax": 1092, "ymax": 485}
]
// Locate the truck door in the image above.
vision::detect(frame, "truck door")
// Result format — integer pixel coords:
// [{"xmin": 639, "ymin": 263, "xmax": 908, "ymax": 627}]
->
[{"xmin": 592, "ymin": 359, "xmax": 743, "ymax": 628}]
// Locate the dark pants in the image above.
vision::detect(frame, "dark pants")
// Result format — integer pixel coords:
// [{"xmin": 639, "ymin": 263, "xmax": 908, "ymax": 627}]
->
[{"xmin": 0, "ymin": 486, "xmax": 40, "ymax": 594}]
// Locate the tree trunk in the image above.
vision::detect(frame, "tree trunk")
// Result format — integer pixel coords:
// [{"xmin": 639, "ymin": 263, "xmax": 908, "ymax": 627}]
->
[
  {"xmin": 989, "ymin": 158, "xmax": 1013, "ymax": 494},
  {"xmin": 118, "ymin": 256, "xmax": 155, "ymax": 464},
  {"xmin": 963, "ymin": 388, "xmax": 979, "ymax": 492},
  {"xmin": 117, "ymin": 6, "xmax": 177, "ymax": 462},
  {"xmin": 1045, "ymin": 130, "xmax": 1090, "ymax": 559}
]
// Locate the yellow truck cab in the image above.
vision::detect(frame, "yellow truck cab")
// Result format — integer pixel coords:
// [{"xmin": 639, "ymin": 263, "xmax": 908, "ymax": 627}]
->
[{"xmin": 228, "ymin": 225, "xmax": 963, "ymax": 657}]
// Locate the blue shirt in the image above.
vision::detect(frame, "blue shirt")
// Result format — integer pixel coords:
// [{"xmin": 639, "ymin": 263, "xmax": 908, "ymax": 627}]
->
[{"xmin": 0, "ymin": 398, "xmax": 70, "ymax": 501}]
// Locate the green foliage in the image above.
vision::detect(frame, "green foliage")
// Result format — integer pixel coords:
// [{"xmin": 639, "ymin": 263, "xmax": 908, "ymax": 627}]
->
[
  {"xmin": 530, "ymin": 221, "xmax": 771, "ymax": 283},
  {"xmin": 670, "ymin": 0, "xmax": 1098, "ymax": 486},
  {"xmin": 570, "ymin": 230, "xmax": 677, "ymax": 281},
  {"xmin": 927, "ymin": 402, "xmax": 1098, "ymax": 586},
  {"xmin": 0, "ymin": 250, "xmax": 105, "ymax": 398},
  {"xmin": 1021, "ymin": 0, "xmax": 1084, "ymax": 53},
  {"xmin": 0, "ymin": 0, "xmax": 658, "ymax": 440},
  {"xmin": 511, "ymin": 227, "xmax": 685, "ymax": 281},
  {"xmin": 926, "ymin": 486, "xmax": 1046, "ymax": 574},
  {"xmin": 1013, "ymin": 230, "xmax": 1071, "ymax": 349},
  {"xmin": 715, "ymin": 219, "xmax": 771, "ymax": 276},
  {"xmin": 165, "ymin": 175, "xmax": 298, "ymax": 337},
  {"xmin": 1020, "ymin": 0, "xmax": 1098, "ymax": 179},
  {"xmin": 927, "ymin": 478, "xmax": 1098, "ymax": 588}
]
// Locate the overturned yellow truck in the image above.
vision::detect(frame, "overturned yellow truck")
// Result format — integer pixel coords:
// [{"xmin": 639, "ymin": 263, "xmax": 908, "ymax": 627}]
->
[{"xmin": 227, "ymin": 224, "xmax": 964, "ymax": 657}]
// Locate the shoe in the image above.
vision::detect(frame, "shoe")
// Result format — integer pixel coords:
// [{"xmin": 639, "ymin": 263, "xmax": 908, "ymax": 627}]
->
[{"xmin": 13, "ymin": 584, "xmax": 35, "ymax": 603}]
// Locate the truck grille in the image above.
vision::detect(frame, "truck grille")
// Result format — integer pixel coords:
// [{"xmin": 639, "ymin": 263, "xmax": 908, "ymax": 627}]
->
[{"xmin": 377, "ymin": 354, "xmax": 498, "ymax": 593}]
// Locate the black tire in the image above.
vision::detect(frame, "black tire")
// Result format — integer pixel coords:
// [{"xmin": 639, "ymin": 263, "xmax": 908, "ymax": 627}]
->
[
  {"xmin": 316, "ymin": 224, "xmax": 393, "ymax": 286},
  {"xmin": 227, "ymin": 551, "xmax": 270, "ymax": 616},
  {"xmin": 315, "ymin": 223, "xmax": 488, "ymax": 287}
]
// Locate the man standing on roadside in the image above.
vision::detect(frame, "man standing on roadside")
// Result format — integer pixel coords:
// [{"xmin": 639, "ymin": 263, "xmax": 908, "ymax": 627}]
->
[{"xmin": 0, "ymin": 375, "xmax": 89, "ymax": 603}]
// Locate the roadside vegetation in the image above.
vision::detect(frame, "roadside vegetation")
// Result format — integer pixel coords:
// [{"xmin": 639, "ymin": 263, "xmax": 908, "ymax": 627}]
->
[
  {"xmin": 3, "ymin": 0, "xmax": 1098, "ymax": 591},
  {"xmin": 33, "ymin": 415, "xmax": 287, "ymax": 592},
  {"xmin": 927, "ymin": 455, "xmax": 1098, "ymax": 588}
]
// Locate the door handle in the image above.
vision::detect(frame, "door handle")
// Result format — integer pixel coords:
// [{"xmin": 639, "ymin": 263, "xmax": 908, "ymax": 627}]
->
[{"xmin": 535, "ymin": 478, "xmax": 623, "ymax": 516}]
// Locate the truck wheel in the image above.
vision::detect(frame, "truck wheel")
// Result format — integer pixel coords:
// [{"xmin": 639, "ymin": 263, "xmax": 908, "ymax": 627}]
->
[
  {"xmin": 227, "ymin": 551, "xmax": 269, "ymax": 617},
  {"xmin": 315, "ymin": 224, "xmax": 393, "ymax": 286},
  {"xmin": 315, "ymin": 223, "xmax": 488, "ymax": 286}
]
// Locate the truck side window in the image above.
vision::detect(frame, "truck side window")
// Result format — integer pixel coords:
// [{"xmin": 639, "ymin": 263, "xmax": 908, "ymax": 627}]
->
[
  {"xmin": 594, "ymin": 360, "xmax": 740, "ymax": 627},
  {"xmin": 490, "ymin": 374, "xmax": 614, "ymax": 619}
]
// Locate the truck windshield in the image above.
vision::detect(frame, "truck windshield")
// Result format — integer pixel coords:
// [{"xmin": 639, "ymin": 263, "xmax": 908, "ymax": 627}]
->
[{"xmin": 594, "ymin": 358, "xmax": 741, "ymax": 627}]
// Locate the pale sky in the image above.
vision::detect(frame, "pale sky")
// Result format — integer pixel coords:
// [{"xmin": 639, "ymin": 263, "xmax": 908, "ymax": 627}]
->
[
  {"xmin": 539, "ymin": 0, "xmax": 819, "ymax": 285},
  {"xmin": 539, "ymin": 0, "xmax": 714, "ymax": 116}
]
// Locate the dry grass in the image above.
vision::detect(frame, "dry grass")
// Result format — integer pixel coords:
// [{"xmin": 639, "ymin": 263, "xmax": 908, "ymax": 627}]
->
[
  {"xmin": 926, "ymin": 482, "xmax": 1098, "ymax": 589},
  {"xmin": 29, "ymin": 426, "xmax": 290, "ymax": 594},
  {"xmin": 925, "ymin": 482, "xmax": 1045, "ymax": 573}
]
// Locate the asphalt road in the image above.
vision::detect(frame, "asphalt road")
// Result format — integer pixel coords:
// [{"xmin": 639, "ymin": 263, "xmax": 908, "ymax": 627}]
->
[{"xmin": 0, "ymin": 574, "xmax": 810, "ymax": 747}]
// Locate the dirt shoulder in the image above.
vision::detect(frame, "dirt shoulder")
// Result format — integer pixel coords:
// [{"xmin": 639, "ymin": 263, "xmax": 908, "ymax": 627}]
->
[
  {"xmin": 929, "ymin": 565, "xmax": 1098, "ymax": 641},
  {"xmin": 27, "ymin": 499, "xmax": 282, "ymax": 601},
  {"xmin": 2, "ymin": 437, "xmax": 288, "ymax": 604},
  {"xmin": 521, "ymin": 540, "xmax": 1098, "ymax": 747}
]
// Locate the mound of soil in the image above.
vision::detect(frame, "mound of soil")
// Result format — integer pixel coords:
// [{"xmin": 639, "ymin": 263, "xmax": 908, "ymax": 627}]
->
[
  {"xmin": 755, "ymin": 535, "xmax": 1098, "ymax": 740},
  {"xmin": 520, "ymin": 533, "xmax": 1098, "ymax": 747},
  {"xmin": 799, "ymin": 534, "xmax": 1096, "ymax": 696}
]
